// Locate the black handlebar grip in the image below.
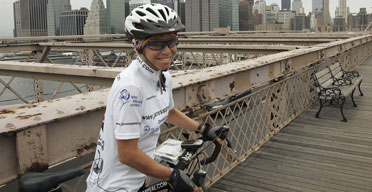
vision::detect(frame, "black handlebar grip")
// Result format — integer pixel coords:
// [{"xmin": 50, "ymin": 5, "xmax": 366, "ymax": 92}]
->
[{"xmin": 200, "ymin": 140, "xmax": 221, "ymax": 165}]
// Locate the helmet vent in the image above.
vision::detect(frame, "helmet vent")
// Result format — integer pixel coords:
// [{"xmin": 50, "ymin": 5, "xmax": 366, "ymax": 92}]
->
[
  {"xmin": 134, "ymin": 23, "xmax": 143, "ymax": 30},
  {"xmin": 158, "ymin": 9, "xmax": 167, "ymax": 21},
  {"xmin": 136, "ymin": 10, "xmax": 146, "ymax": 17},
  {"xmin": 165, "ymin": 7, "xmax": 169, "ymax": 16},
  {"xmin": 146, "ymin": 7, "xmax": 159, "ymax": 18}
]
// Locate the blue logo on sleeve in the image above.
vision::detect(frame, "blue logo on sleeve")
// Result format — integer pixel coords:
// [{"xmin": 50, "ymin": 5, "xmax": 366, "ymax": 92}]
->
[{"xmin": 119, "ymin": 89, "xmax": 130, "ymax": 110}]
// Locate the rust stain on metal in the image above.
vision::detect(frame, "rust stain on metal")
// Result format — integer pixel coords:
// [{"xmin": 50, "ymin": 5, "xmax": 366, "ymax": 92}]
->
[
  {"xmin": 17, "ymin": 104, "xmax": 38, "ymax": 109},
  {"xmin": 76, "ymin": 106, "xmax": 86, "ymax": 110},
  {"xmin": 77, "ymin": 142, "xmax": 97, "ymax": 155},
  {"xmin": 0, "ymin": 109, "xmax": 15, "ymax": 114},
  {"xmin": 5, "ymin": 123, "xmax": 15, "ymax": 128},
  {"xmin": 16, "ymin": 113, "xmax": 42, "ymax": 120},
  {"xmin": 0, "ymin": 115, "xmax": 5, "ymax": 119},
  {"xmin": 24, "ymin": 162, "xmax": 48, "ymax": 173},
  {"xmin": 229, "ymin": 81, "xmax": 235, "ymax": 91}
]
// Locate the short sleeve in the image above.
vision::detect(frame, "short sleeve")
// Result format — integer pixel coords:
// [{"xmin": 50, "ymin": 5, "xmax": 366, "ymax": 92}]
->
[{"xmin": 111, "ymin": 85, "xmax": 143, "ymax": 140}]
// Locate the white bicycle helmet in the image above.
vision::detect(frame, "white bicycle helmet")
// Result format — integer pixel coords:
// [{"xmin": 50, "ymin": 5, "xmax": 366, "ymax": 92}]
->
[{"xmin": 125, "ymin": 3, "xmax": 185, "ymax": 40}]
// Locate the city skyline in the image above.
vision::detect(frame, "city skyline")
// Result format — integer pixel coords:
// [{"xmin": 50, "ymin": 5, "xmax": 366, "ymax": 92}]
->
[{"xmin": 0, "ymin": 0, "xmax": 371, "ymax": 37}]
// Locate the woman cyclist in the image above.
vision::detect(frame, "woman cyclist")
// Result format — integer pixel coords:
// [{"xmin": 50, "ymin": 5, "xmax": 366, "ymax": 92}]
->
[{"xmin": 86, "ymin": 3, "xmax": 222, "ymax": 192}]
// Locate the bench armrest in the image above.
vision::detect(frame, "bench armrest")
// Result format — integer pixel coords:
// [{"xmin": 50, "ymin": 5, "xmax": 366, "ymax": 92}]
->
[
  {"xmin": 343, "ymin": 70, "xmax": 360, "ymax": 78},
  {"xmin": 321, "ymin": 87, "xmax": 342, "ymax": 98}
]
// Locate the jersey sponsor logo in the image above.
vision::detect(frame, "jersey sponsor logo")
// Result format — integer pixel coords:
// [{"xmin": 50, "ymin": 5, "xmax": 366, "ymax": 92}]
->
[
  {"xmin": 143, "ymin": 181, "xmax": 168, "ymax": 191},
  {"xmin": 143, "ymin": 125, "xmax": 160, "ymax": 136},
  {"xmin": 130, "ymin": 96, "xmax": 143, "ymax": 107},
  {"xmin": 142, "ymin": 106, "xmax": 169, "ymax": 120},
  {"xmin": 142, "ymin": 63, "xmax": 154, "ymax": 73},
  {"xmin": 137, "ymin": 57, "xmax": 155, "ymax": 73},
  {"xmin": 115, "ymin": 122, "xmax": 141, "ymax": 126},
  {"xmin": 158, "ymin": 115, "xmax": 167, "ymax": 124},
  {"xmin": 119, "ymin": 89, "xmax": 130, "ymax": 109}
]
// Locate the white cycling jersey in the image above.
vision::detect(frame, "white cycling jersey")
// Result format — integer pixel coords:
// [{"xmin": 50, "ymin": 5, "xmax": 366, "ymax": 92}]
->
[{"xmin": 86, "ymin": 57, "xmax": 174, "ymax": 192}]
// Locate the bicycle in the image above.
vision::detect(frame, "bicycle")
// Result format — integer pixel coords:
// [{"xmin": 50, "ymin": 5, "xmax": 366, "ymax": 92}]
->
[{"xmin": 19, "ymin": 126, "xmax": 232, "ymax": 192}]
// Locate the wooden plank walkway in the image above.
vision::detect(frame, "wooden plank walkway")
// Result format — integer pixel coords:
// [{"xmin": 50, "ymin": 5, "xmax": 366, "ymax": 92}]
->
[{"xmin": 211, "ymin": 56, "xmax": 372, "ymax": 192}]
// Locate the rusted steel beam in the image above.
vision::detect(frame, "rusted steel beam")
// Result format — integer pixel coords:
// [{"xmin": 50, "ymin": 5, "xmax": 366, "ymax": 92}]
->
[
  {"xmin": 0, "ymin": 62, "xmax": 119, "ymax": 86},
  {"xmin": 0, "ymin": 34, "xmax": 127, "ymax": 43},
  {"xmin": 179, "ymin": 38, "xmax": 334, "ymax": 45},
  {"xmin": 37, "ymin": 42, "xmax": 295, "ymax": 52},
  {"xmin": 0, "ymin": 43, "xmax": 43, "ymax": 53}
]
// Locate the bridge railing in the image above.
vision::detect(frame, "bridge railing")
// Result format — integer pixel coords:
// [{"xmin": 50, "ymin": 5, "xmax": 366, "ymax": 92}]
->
[
  {"xmin": 0, "ymin": 42, "xmax": 295, "ymax": 105},
  {"xmin": 0, "ymin": 34, "xmax": 371, "ymax": 189}
]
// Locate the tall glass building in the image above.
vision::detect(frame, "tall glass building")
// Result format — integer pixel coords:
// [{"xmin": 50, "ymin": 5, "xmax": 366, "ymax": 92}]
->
[
  {"xmin": 219, "ymin": 0, "xmax": 239, "ymax": 31},
  {"xmin": 292, "ymin": 0, "xmax": 303, "ymax": 14},
  {"xmin": 47, "ymin": 0, "xmax": 71, "ymax": 36},
  {"xmin": 185, "ymin": 0, "xmax": 219, "ymax": 32},
  {"xmin": 106, "ymin": 0, "xmax": 127, "ymax": 34},
  {"xmin": 239, "ymin": 0, "xmax": 254, "ymax": 31},
  {"xmin": 129, "ymin": 0, "xmax": 150, "ymax": 12},
  {"xmin": 13, "ymin": 0, "xmax": 48, "ymax": 37},
  {"xmin": 281, "ymin": 0, "xmax": 290, "ymax": 11},
  {"xmin": 60, "ymin": 8, "xmax": 89, "ymax": 36}
]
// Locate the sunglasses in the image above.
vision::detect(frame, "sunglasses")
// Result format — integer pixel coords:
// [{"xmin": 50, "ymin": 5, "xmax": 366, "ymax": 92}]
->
[{"xmin": 145, "ymin": 36, "xmax": 179, "ymax": 51}]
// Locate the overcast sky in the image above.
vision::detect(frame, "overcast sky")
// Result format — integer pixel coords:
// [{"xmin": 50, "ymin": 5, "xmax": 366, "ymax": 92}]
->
[{"xmin": 1, "ymin": 0, "xmax": 371, "ymax": 37}]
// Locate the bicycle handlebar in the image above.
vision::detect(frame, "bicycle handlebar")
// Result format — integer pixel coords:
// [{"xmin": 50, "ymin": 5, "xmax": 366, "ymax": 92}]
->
[
  {"xmin": 179, "ymin": 125, "xmax": 231, "ymax": 191},
  {"xmin": 199, "ymin": 125, "xmax": 230, "ymax": 165}
]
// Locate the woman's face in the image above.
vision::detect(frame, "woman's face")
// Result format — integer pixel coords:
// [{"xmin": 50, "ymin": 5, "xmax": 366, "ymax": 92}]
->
[{"xmin": 143, "ymin": 36, "xmax": 177, "ymax": 71}]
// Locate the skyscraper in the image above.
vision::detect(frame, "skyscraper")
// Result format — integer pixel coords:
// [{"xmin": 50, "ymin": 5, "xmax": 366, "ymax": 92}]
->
[
  {"xmin": 84, "ymin": 0, "xmax": 107, "ymax": 35},
  {"xmin": 13, "ymin": 1, "xmax": 21, "ymax": 37},
  {"xmin": 335, "ymin": 0, "xmax": 348, "ymax": 23},
  {"xmin": 323, "ymin": 0, "xmax": 331, "ymax": 26},
  {"xmin": 106, "ymin": 0, "xmax": 126, "ymax": 34},
  {"xmin": 152, "ymin": 0, "xmax": 176, "ymax": 10},
  {"xmin": 60, "ymin": 8, "xmax": 89, "ymax": 36},
  {"xmin": 129, "ymin": 0, "xmax": 150, "ymax": 12},
  {"xmin": 13, "ymin": 0, "xmax": 48, "ymax": 37},
  {"xmin": 47, "ymin": 0, "xmax": 71, "ymax": 36},
  {"xmin": 312, "ymin": 0, "xmax": 322, "ymax": 13},
  {"xmin": 292, "ymin": 0, "xmax": 303, "ymax": 14},
  {"xmin": 281, "ymin": 0, "xmax": 290, "ymax": 11},
  {"xmin": 219, "ymin": 0, "xmax": 239, "ymax": 31},
  {"xmin": 239, "ymin": 0, "xmax": 254, "ymax": 31},
  {"xmin": 253, "ymin": 0, "xmax": 266, "ymax": 24},
  {"xmin": 185, "ymin": 0, "xmax": 218, "ymax": 32},
  {"xmin": 277, "ymin": 10, "xmax": 296, "ymax": 30}
]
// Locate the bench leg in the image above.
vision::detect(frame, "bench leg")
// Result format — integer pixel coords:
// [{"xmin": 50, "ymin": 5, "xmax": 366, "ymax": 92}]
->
[
  {"xmin": 358, "ymin": 80, "xmax": 364, "ymax": 96},
  {"xmin": 315, "ymin": 99, "xmax": 324, "ymax": 118},
  {"xmin": 351, "ymin": 89, "xmax": 357, "ymax": 107},
  {"xmin": 340, "ymin": 97, "xmax": 347, "ymax": 122}
]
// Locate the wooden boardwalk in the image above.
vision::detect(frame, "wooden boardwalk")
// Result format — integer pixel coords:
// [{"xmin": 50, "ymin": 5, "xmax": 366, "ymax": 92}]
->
[{"xmin": 211, "ymin": 57, "xmax": 372, "ymax": 192}]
